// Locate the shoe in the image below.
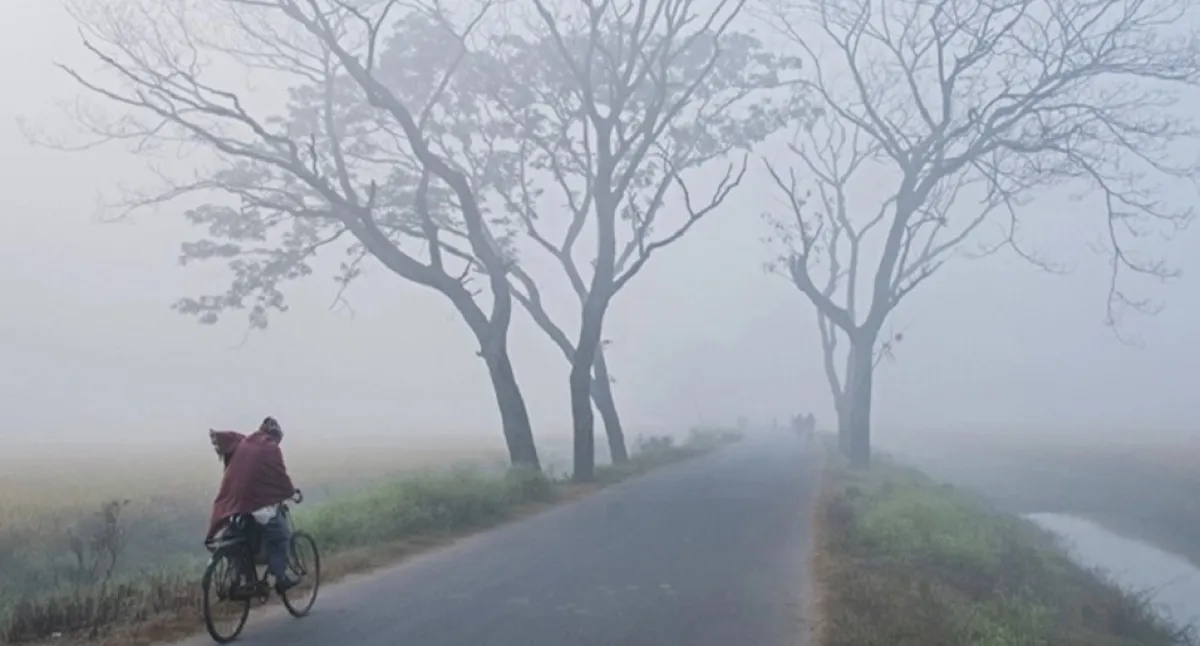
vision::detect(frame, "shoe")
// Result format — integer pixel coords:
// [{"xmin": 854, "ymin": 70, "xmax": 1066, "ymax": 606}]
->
[{"xmin": 275, "ymin": 576, "xmax": 300, "ymax": 594}]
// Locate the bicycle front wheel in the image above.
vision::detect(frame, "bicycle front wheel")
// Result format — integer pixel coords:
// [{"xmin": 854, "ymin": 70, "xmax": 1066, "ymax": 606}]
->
[
  {"xmin": 201, "ymin": 548, "xmax": 252, "ymax": 643},
  {"xmin": 281, "ymin": 531, "xmax": 321, "ymax": 617}
]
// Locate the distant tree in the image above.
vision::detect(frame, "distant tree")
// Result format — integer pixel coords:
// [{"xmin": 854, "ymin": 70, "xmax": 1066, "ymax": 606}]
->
[
  {"xmin": 762, "ymin": 0, "xmax": 1200, "ymax": 468},
  {"xmin": 764, "ymin": 118, "xmax": 923, "ymax": 456},
  {"xmin": 477, "ymin": 0, "xmax": 812, "ymax": 480},
  {"xmin": 46, "ymin": 0, "xmax": 541, "ymax": 468}
]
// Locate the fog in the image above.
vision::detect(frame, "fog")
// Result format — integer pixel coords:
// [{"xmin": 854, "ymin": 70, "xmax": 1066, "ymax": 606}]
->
[{"xmin": 1, "ymin": 0, "xmax": 1197, "ymax": 449}]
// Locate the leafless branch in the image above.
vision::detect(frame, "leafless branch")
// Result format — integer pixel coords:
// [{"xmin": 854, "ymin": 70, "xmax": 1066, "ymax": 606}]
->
[
  {"xmin": 487, "ymin": 0, "xmax": 807, "ymax": 309},
  {"xmin": 44, "ymin": 0, "xmax": 513, "ymax": 340},
  {"xmin": 763, "ymin": 0, "xmax": 1199, "ymax": 345}
]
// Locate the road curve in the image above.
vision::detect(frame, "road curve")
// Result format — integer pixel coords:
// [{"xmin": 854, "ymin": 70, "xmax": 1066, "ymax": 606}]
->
[{"xmin": 178, "ymin": 434, "xmax": 820, "ymax": 646}]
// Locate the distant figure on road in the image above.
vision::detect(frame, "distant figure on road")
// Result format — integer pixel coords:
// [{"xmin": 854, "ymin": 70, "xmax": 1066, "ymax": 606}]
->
[{"xmin": 791, "ymin": 413, "xmax": 816, "ymax": 442}]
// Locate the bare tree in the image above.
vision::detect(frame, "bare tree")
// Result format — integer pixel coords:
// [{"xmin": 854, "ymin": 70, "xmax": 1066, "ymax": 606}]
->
[
  {"xmin": 764, "ymin": 0, "xmax": 1200, "ymax": 467},
  {"xmin": 47, "ymin": 0, "xmax": 541, "ymax": 468},
  {"xmin": 765, "ymin": 117, "xmax": 939, "ymax": 456},
  {"xmin": 477, "ymin": 0, "xmax": 810, "ymax": 480}
]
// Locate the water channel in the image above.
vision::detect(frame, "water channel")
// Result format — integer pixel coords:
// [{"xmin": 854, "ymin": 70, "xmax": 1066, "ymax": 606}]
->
[{"xmin": 1026, "ymin": 512, "xmax": 1200, "ymax": 630}]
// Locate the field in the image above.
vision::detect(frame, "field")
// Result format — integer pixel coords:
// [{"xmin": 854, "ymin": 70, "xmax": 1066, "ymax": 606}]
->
[
  {"xmin": 811, "ymin": 442, "xmax": 1193, "ymax": 646},
  {"xmin": 0, "ymin": 428, "xmax": 734, "ymax": 644},
  {"xmin": 883, "ymin": 430, "xmax": 1200, "ymax": 567},
  {"xmin": 0, "ymin": 435, "xmax": 507, "ymax": 603}
]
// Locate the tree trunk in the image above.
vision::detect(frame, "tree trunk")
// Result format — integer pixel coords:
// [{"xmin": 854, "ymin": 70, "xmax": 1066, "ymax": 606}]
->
[
  {"xmin": 484, "ymin": 348, "xmax": 540, "ymax": 470},
  {"xmin": 571, "ymin": 298, "xmax": 607, "ymax": 482},
  {"xmin": 570, "ymin": 357, "xmax": 596, "ymax": 482},
  {"xmin": 591, "ymin": 349, "xmax": 628, "ymax": 464},
  {"xmin": 835, "ymin": 392, "xmax": 851, "ymax": 456},
  {"xmin": 844, "ymin": 334, "xmax": 876, "ymax": 469}
]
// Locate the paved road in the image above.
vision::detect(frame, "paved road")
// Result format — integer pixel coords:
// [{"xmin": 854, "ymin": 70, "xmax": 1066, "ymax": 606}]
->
[{"xmin": 181, "ymin": 434, "xmax": 820, "ymax": 646}]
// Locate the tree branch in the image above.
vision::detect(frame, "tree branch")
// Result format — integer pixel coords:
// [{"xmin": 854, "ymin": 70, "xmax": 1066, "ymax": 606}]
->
[{"xmin": 763, "ymin": 0, "xmax": 1199, "ymax": 344}]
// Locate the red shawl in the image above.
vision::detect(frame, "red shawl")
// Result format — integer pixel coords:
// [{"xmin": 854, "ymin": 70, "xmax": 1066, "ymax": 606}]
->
[{"xmin": 206, "ymin": 430, "xmax": 296, "ymax": 541}]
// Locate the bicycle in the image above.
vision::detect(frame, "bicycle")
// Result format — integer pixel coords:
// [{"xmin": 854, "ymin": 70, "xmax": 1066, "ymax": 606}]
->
[{"xmin": 201, "ymin": 491, "xmax": 321, "ymax": 643}]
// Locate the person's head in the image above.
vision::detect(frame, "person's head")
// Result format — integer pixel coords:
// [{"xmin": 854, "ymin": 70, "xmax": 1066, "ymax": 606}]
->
[{"xmin": 259, "ymin": 416, "xmax": 284, "ymax": 443}]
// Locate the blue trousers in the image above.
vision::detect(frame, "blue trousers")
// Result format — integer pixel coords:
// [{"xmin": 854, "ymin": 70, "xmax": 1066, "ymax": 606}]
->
[{"xmin": 260, "ymin": 513, "xmax": 291, "ymax": 582}]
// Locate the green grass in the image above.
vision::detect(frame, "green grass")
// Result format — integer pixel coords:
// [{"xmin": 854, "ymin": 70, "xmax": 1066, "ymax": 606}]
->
[
  {"xmin": 300, "ymin": 467, "xmax": 556, "ymax": 553},
  {"xmin": 0, "ymin": 429, "xmax": 740, "ymax": 645},
  {"xmin": 813, "ymin": 444, "xmax": 1193, "ymax": 646},
  {"xmin": 896, "ymin": 435, "xmax": 1200, "ymax": 570}
]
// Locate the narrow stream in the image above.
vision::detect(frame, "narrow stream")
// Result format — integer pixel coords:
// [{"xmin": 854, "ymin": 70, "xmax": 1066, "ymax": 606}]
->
[{"xmin": 1026, "ymin": 512, "xmax": 1200, "ymax": 629}]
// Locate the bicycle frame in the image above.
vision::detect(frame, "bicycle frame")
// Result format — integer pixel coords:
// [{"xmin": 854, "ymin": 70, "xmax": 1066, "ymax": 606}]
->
[{"xmin": 206, "ymin": 504, "xmax": 296, "ymax": 601}]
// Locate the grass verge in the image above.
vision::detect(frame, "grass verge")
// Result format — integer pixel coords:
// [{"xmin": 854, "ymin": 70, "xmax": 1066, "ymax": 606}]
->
[
  {"xmin": 3, "ymin": 428, "xmax": 741, "ymax": 646},
  {"xmin": 811, "ymin": 442, "xmax": 1194, "ymax": 646},
  {"xmin": 898, "ymin": 436, "xmax": 1200, "ymax": 570}
]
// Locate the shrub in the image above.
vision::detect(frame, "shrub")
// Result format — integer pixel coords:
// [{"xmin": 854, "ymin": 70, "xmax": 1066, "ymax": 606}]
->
[
  {"xmin": 634, "ymin": 434, "xmax": 676, "ymax": 455},
  {"xmin": 300, "ymin": 467, "xmax": 553, "ymax": 553}
]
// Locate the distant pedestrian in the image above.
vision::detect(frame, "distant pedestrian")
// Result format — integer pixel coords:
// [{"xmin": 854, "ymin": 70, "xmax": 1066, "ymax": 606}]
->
[{"xmin": 791, "ymin": 413, "xmax": 816, "ymax": 442}]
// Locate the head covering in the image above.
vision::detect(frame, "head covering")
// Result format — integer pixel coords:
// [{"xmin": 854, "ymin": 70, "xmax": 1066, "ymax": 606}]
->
[
  {"xmin": 260, "ymin": 416, "xmax": 283, "ymax": 442},
  {"xmin": 205, "ymin": 429, "xmax": 295, "ymax": 541}
]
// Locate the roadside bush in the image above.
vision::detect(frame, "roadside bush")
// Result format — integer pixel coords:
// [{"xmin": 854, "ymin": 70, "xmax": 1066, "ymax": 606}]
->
[
  {"xmin": 503, "ymin": 466, "xmax": 556, "ymax": 503},
  {"xmin": 301, "ymin": 467, "xmax": 554, "ymax": 552},
  {"xmin": 0, "ymin": 499, "xmax": 201, "ymax": 644},
  {"xmin": 634, "ymin": 434, "xmax": 676, "ymax": 455}
]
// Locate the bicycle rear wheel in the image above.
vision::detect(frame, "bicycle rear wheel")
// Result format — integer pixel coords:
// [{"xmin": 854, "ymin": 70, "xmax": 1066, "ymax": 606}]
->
[
  {"xmin": 281, "ymin": 531, "xmax": 321, "ymax": 617},
  {"xmin": 201, "ymin": 548, "xmax": 252, "ymax": 643}
]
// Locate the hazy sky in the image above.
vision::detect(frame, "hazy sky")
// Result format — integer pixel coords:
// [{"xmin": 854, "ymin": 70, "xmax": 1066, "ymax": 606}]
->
[{"xmin": 1, "ymin": 0, "xmax": 1197, "ymax": 445}]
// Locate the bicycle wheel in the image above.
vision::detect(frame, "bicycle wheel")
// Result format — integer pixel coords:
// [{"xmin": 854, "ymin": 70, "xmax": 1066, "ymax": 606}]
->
[
  {"xmin": 201, "ymin": 548, "xmax": 252, "ymax": 643},
  {"xmin": 280, "ymin": 531, "xmax": 321, "ymax": 617}
]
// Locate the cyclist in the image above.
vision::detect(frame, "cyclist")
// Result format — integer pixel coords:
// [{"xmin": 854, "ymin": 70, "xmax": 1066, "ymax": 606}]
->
[{"xmin": 207, "ymin": 416, "xmax": 302, "ymax": 593}]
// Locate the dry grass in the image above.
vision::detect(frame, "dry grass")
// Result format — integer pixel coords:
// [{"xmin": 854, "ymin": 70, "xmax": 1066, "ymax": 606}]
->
[
  {"xmin": 806, "ymin": 449, "xmax": 835, "ymax": 646},
  {"xmin": 0, "ymin": 428, "xmax": 740, "ymax": 645},
  {"xmin": 811, "ymin": 442, "xmax": 1194, "ymax": 646}
]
